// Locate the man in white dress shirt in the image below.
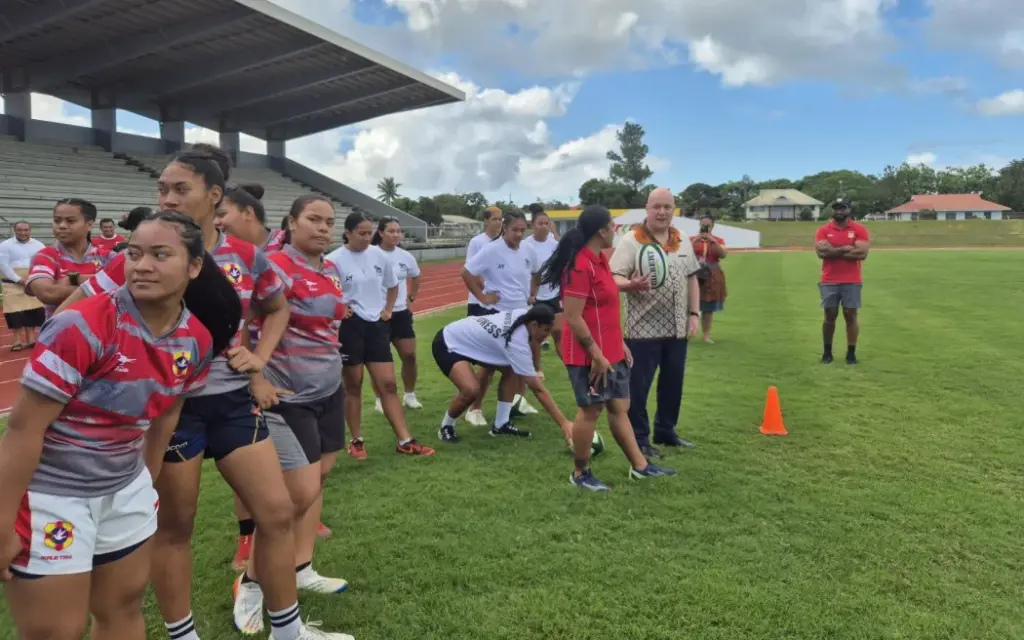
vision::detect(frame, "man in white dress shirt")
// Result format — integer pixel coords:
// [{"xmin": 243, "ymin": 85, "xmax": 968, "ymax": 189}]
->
[{"xmin": 0, "ymin": 221, "xmax": 46, "ymax": 350}]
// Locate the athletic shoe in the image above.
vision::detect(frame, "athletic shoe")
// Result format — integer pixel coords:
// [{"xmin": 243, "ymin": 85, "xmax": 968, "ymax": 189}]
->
[
  {"xmin": 846, "ymin": 354, "xmax": 859, "ymax": 365},
  {"xmin": 490, "ymin": 422, "xmax": 531, "ymax": 438},
  {"xmin": 518, "ymin": 396, "xmax": 539, "ymax": 415},
  {"xmin": 465, "ymin": 409, "xmax": 487, "ymax": 426},
  {"xmin": 348, "ymin": 438, "xmax": 367, "ymax": 461},
  {"xmin": 396, "ymin": 439, "xmax": 435, "ymax": 456},
  {"xmin": 232, "ymin": 534, "xmax": 252, "ymax": 572},
  {"xmin": 570, "ymin": 470, "xmax": 611, "ymax": 492},
  {"xmin": 541, "ymin": 341, "xmax": 551, "ymax": 351},
  {"xmin": 297, "ymin": 566, "xmax": 349, "ymax": 594},
  {"xmin": 403, "ymin": 394, "xmax": 423, "ymax": 409},
  {"xmin": 316, "ymin": 522, "xmax": 332, "ymax": 539},
  {"xmin": 438, "ymin": 425, "xmax": 460, "ymax": 442},
  {"xmin": 295, "ymin": 621, "xmax": 355, "ymax": 640},
  {"xmin": 639, "ymin": 444, "xmax": 662, "ymax": 459},
  {"xmin": 821, "ymin": 353, "xmax": 834, "ymax": 364},
  {"xmin": 629, "ymin": 462, "xmax": 677, "ymax": 479},
  {"xmin": 374, "ymin": 397, "xmax": 384, "ymax": 413},
  {"xmin": 232, "ymin": 574, "xmax": 265, "ymax": 636}
]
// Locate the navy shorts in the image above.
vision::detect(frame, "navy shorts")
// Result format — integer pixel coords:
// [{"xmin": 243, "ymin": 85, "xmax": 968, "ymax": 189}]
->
[
  {"xmin": 466, "ymin": 303, "xmax": 498, "ymax": 317},
  {"xmin": 536, "ymin": 296, "xmax": 562, "ymax": 314},
  {"xmin": 164, "ymin": 387, "xmax": 268, "ymax": 463}
]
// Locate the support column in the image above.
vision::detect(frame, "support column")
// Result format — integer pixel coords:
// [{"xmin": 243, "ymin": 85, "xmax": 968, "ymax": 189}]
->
[
  {"xmin": 1, "ymin": 91, "xmax": 31, "ymax": 140},
  {"xmin": 90, "ymin": 91, "xmax": 116, "ymax": 151},
  {"xmin": 220, "ymin": 130, "xmax": 240, "ymax": 167},
  {"xmin": 160, "ymin": 120, "xmax": 185, "ymax": 155},
  {"xmin": 267, "ymin": 139, "xmax": 285, "ymax": 159}
]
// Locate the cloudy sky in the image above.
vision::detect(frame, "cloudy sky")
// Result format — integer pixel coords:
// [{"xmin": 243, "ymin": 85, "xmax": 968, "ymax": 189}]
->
[{"xmin": 3, "ymin": 0, "xmax": 1024, "ymax": 203}]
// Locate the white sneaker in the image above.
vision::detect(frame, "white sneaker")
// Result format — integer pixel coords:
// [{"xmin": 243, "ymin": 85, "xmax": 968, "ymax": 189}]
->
[
  {"xmin": 465, "ymin": 409, "xmax": 487, "ymax": 426},
  {"xmin": 403, "ymin": 394, "xmax": 423, "ymax": 410},
  {"xmin": 296, "ymin": 566, "xmax": 349, "ymax": 594},
  {"xmin": 292, "ymin": 620, "xmax": 355, "ymax": 640},
  {"xmin": 517, "ymin": 395, "xmax": 539, "ymax": 415},
  {"xmin": 374, "ymin": 398, "xmax": 383, "ymax": 413},
  {"xmin": 232, "ymin": 574, "xmax": 265, "ymax": 635}
]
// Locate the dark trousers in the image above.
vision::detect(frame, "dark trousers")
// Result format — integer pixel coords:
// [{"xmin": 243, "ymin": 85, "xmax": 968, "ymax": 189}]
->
[{"xmin": 626, "ymin": 338, "xmax": 689, "ymax": 446}]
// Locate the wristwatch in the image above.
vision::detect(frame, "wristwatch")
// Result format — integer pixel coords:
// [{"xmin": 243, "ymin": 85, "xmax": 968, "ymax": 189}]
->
[
  {"xmin": 408, "ymin": 295, "xmax": 416, "ymax": 302},
  {"xmin": 689, "ymin": 311, "xmax": 699, "ymax": 317}
]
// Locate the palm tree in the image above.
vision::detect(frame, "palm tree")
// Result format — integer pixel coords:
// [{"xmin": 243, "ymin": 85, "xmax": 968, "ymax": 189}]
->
[{"xmin": 377, "ymin": 177, "xmax": 401, "ymax": 205}]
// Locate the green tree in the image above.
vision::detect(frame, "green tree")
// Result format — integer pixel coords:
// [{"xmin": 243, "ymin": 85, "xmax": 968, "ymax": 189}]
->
[
  {"xmin": 578, "ymin": 178, "xmax": 631, "ymax": 208},
  {"xmin": 461, "ymin": 192, "xmax": 488, "ymax": 217},
  {"xmin": 391, "ymin": 196, "xmax": 417, "ymax": 214},
  {"xmin": 678, "ymin": 183, "xmax": 723, "ymax": 217},
  {"xmin": 376, "ymin": 177, "xmax": 401, "ymax": 205},
  {"xmin": 416, "ymin": 197, "xmax": 441, "ymax": 225},
  {"xmin": 606, "ymin": 122, "xmax": 653, "ymax": 199},
  {"xmin": 432, "ymin": 193, "xmax": 467, "ymax": 219},
  {"xmin": 994, "ymin": 160, "xmax": 1024, "ymax": 211}
]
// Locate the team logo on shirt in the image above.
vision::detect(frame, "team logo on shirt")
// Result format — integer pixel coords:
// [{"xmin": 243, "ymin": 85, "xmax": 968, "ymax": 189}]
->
[
  {"xmin": 43, "ymin": 521, "xmax": 74, "ymax": 551},
  {"xmin": 172, "ymin": 351, "xmax": 192, "ymax": 377},
  {"xmin": 373, "ymin": 265, "xmax": 383, "ymax": 275},
  {"xmin": 848, "ymin": 232, "xmax": 855, "ymax": 239},
  {"xmin": 222, "ymin": 263, "xmax": 243, "ymax": 285},
  {"xmin": 329, "ymin": 275, "xmax": 342, "ymax": 291},
  {"xmin": 88, "ymin": 257, "xmax": 105, "ymax": 270}
]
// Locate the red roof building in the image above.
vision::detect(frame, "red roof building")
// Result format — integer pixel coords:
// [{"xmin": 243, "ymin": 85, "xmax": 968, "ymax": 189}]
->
[{"xmin": 886, "ymin": 194, "xmax": 1011, "ymax": 220}]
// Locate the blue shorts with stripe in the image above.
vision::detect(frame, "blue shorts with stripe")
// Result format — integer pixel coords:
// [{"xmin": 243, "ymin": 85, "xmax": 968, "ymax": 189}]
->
[{"xmin": 164, "ymin": 387, "xmax": 268, "ymax": 463}]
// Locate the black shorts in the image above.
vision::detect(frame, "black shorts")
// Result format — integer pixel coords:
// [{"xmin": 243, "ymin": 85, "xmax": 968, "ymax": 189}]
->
[
  {"xmin": 4, "ymin": 307, "xmax": 45, "ymax": 329},
  {"xmin": 466, "ymin": 303, "xmax": 498, "ymax": 317},
  {"xmin": 340, "ymin": 315, "xmax": 393, "ymax": 365},
  {"xmin": 266, "ymin": 384, "xmax": 345, "ymax": 471},
  {"xmin": 536, "ymin": 296, "xmax": 562, "ymax": 314},
  {"xmin": 165, "ymin": 387, "xmax": 269, "ymax": 463},
  {"xmin": 566, "ymin": 360, "xmax": 631, "ymax": 407},
  {"xmin": 388, "ymin": 309, "xmax": 416, "ymax": 341},
  {"xmin": 432, "ymin": 330, "xmax": 486, "ymax": 378}
]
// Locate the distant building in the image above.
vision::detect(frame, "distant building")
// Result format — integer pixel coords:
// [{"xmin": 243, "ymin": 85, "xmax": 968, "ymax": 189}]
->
[
  {"xmin": 743, "ymin": 189, "xmax": 824, "ymax": 220},
  {"xmin": 885, "ymin": 194, "xmax": 1011, "ymax": 221}
]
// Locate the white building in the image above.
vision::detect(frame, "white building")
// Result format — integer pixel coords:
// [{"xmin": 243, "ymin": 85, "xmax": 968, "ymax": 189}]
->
[{"xmin": 743, "ymin": 189, "xmax": 824, "ymax": 220}]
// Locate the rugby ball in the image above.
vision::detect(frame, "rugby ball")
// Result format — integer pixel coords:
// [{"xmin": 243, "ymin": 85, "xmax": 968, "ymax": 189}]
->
[
  {"xmin": 591, "ymin": 431, "xmax": 605, "ymax": 456},
  {"xmin": 635, "ymin": 243, "xmax": 668, "ymax": 289}
]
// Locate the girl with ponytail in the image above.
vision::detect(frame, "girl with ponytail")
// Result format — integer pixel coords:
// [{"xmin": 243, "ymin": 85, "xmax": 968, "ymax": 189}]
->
[
  {"xmin": 431, "ymin": 305, "xmax": 573, "ymax": 445},
  {"xmin": 540, "ymin": 205, "xmax": 674, "ymax": 492},
  {"xmin": 216, "ymin": 183, "xmax": 286, "ymax": 253}
]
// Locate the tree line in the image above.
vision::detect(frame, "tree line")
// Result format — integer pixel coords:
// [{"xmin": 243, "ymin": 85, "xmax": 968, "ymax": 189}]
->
[{"xmin": 376, "ymin": 123, "xmax": 1024, "ymax": 224}]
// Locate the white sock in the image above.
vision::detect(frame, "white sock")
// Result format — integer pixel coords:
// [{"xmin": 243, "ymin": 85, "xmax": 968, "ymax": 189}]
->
[
  {"xmin": 165, "ymin": 613, "xmax": 199, "ymax": 640},
  {"xmin": 441, "ymin": 413, "xmax": 457, "ymax": 428},
  {"xmin": 399, "ymin": 438, "xmax": 412, "ymax": 446},
  {"xmin": 269, "ymin": 602, "xmax": 303, "ymax": 640},
  {"xmin": 495, "ymin": 401, "xmax": 513, "ymax": 427}
]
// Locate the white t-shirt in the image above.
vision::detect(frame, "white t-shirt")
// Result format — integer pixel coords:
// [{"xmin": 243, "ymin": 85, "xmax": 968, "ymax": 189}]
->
[
  {"xmin": 464, "ymin": 238, "xmax": 537, "ymax": 311},
  {"xmin": 464, "ymin": 232, "xmax": 499, "ymax": 305},
  {"xmin": 442, "ymin": 309, "xmax": 537, "ymax": 377},
  {"xmin": 523, "ymin": 234, "xmax": 559, "ymax": 301},
  {"xmin": 325, "ymin": 245, "xmax": 398, "ymax": 322},
  {"xmin": 0, "ymin": 237, "xmax": 45, "ymax": 282},
  {"xmin": 380, "ymin": 246, "xmax": 420, "ymax": 312}
]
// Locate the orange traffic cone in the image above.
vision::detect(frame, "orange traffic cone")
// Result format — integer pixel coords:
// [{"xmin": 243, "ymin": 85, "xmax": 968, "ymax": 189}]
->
[{"xmin": 759, "ymin": 386, "xmax": 787, "ymax": 435}]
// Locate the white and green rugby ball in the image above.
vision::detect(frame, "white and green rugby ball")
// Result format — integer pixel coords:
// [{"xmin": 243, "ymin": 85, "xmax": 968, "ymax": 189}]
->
[
  {"xmin": 635, "ymin": 242, "xmax": 668, "ymax": 289},
  {"xmin": 591, "ymin": 431, "xmax": 605, "ymax": 456}
]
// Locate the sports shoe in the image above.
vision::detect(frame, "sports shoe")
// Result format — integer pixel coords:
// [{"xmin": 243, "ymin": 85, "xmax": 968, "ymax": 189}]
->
[
  {"xmin": 232, "ymin": 534, "xmax": 252, "ymax": 572},
  {"xmin": 403, "ymin": 394, "xmax": 423, "ymax": 409},
  {"xmin": 374, "ymin": 398, "xmax": 383, "ymax": 413},
  {"xmin": 821, "ymin": 353, "xmax": 834, "ymax": 364},
  {"xmin": 518, "ymin": 396, "xmax": 539, "ymax": 415},
  {"xmin": 297, "ymin": 566, "xmax": 349, "ymax": 594},
  {"xmin": 490, "ymin": 422, "xmax": 531, "ymax": 438},
  {"xmin": 438, "ymin": 425, "xmax": 460, "ymax": 442},
  {"xmin": 570, "ymin": 470, "xmax": 611, "ymax": 492},
  {"xmin": 347, "ymin": 438, "xmax": 367, "ymax": 461},
  {"xmin": 629, "ymin": 462, "xmax": 677, "ymax": 479},
  {"xmin": 316, "ymin": 522, "xmax": 332, "ymax": 539},
  {"xmin": 294, "ymin": 621, "xmax": 355, "ymax": 640},
  {"xmin": 465, "ymin": 409, "xmax": 487, "ymax": 426},
  {"xmin": 396, "ymin": 439, "xmax": 435, "ymax": 456},
  {"xmin": 232, "ymin": 573, "xmax": 265, "ymax": 635}
]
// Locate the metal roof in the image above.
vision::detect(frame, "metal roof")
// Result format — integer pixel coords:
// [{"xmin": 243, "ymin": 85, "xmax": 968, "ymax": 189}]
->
[{"xmin": 0, "ymin": 0, "xmax": 464, "ymax": 140}]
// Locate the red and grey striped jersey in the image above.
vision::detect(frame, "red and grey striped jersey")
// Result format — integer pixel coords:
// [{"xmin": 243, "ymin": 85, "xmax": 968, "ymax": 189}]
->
[
  {"xmin": 26, "ymin": 242, "xmax": 112, "ymax": 318},
  {"xmin": 20, "ymin": 286, "xmax": 213, "ymax": 497}
]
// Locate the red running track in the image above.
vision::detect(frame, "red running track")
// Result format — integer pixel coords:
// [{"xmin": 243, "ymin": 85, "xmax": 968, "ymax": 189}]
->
[{"xmin": 0, "ymin": 260, "xmax": 470, "ymax": 413}]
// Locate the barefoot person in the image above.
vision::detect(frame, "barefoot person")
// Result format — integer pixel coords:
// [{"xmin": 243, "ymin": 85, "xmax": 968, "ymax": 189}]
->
[
  {"xmin": 815, "ymin": 198, "xmax": 870, "ymax": 365},
  {"xmin": 539, "ymin": 205, "xmax": 675, "ymax": 491}
]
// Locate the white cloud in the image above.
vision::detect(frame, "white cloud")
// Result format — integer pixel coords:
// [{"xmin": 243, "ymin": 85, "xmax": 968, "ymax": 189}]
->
[
  {"xmin": 926, "ymin": 0, "xmax": 1024, "ymax": 67},
  {"xmin": 976, "ymin": 90, "xmax": 1024, "ymax": 116},
  {"xmin": 907, "ymin": 152, "xmax": 937, "ymax": 165}
]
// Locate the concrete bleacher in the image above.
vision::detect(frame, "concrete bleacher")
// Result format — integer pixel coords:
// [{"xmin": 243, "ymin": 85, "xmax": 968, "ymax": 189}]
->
[{"xmin": 0, "ymin": 138, "xmax": 352, "ymax": 245}]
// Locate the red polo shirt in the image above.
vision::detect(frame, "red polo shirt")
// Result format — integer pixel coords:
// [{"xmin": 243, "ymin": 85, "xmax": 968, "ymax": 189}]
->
[
  {"xmin": 815, "ymin": 220, "xmax": 869, "ymax": 284},
  {"xmin": 560, "ymin": 246, "xmax": 625, "ymax": 366}
]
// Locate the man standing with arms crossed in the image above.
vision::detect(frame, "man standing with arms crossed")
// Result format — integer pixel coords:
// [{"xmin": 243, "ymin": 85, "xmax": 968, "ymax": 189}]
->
[{"xmin": 814, "ymin": 198, "xmax": 871, "ymax": 365}]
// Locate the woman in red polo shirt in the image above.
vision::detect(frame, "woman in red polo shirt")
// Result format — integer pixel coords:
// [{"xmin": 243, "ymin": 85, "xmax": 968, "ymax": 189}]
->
[{"xmin": 539, "ymin": 205, "xmax": 675, "ymax": 492}]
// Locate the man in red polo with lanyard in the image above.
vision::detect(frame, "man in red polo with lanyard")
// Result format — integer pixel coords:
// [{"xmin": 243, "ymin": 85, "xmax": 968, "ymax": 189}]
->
[{"xmin": 815, "ymin": 198, "xmax": 870, "ymax": 365}]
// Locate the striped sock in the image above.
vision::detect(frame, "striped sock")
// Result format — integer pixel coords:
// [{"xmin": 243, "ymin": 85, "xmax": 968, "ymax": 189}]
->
[
  {"xmin": 165, "ymin": 613, "xmax": 199, "ymax": 640},
  {"xmin": 269, "ymin": 602, "xmax": 302, "ymax": 640}
]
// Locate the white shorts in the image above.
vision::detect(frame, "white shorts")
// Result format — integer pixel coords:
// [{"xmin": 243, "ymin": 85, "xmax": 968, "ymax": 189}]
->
[{"xmin": 11, "ymin": 467, "xmax": 158, "ymax": 577}]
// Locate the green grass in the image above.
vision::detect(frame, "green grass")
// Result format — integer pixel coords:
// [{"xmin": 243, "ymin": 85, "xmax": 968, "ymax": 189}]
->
[
  {"xmin": 4, "ymin": 250, "xmax": 1024, "ymax": 639},
  {"xmin": 733, "ymin": 219, "xmax": 1024, "ymax": 248}
]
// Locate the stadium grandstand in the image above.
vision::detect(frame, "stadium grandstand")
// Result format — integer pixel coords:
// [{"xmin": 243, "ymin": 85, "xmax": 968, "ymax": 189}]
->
[{"xmin": 0, "ymin": 0, "xmax": 464, "ymax": 245}]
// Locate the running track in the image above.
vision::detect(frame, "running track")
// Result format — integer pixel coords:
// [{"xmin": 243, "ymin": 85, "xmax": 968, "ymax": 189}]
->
[{"xmin": 0, "ymin": 260, "xmax": 470, "ymax": 413}]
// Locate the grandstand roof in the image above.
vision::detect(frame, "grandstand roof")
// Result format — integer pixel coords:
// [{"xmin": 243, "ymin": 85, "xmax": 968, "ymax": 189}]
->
[{"xmin": 0, "ymin": 0, "xmax": 464, "ymax": 140}]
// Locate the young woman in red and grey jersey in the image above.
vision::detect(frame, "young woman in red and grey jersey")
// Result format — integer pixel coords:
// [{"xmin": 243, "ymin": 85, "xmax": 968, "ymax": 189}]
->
[
  {"xmin": 233, "ymin": 195, "xmax": 349, "ymax": 634},
  {"xmin": 59, "ymin": 146, "xmax": 353, "ymax": 640},
  {"xmin": 0, "ymin": 211, "xmax": 230, "ymax": 639},
  {"xmin": 25, "ymin": 198, "xmax": 111, "ymax": 318}
]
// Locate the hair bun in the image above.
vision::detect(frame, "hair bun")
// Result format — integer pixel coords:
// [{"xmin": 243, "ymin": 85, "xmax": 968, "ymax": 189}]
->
[
  {"xmin": 185, "ymin": 143, "xmax": 231, "ymax": 182},
  {"xmin": 237, "ymin": 183, "xmax": 264, "ymax": 200}
]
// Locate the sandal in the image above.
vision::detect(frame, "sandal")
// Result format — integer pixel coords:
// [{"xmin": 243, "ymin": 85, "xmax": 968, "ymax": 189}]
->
[{"xmin": 11, "ymin": 344, "xmax": 22, "ymax": 352}]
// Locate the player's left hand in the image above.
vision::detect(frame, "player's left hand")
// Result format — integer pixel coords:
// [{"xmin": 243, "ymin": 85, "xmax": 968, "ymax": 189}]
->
[
  {"xmin": 226, "ymin": 346, "xmax": 265, "ymax": 374},
  {"xmin": 687, "ymin": 315, "xmax": 700, "ymax": 338},
  {"xmin": 381, "ymin": 309, "xmax": 393, "ymax": 322},
  {"xmin": 624, "ymin": 344, "xmax": 633, "ymax": 367}
]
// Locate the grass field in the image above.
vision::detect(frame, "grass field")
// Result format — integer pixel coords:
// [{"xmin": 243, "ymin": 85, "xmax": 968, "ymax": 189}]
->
[
  {"xmin": 3, "ymin": 250, "xmax": 1024, "ymax": 639},
  {"xmin": 734, "ymin": 219, "xmax": 1024, "ymax": 248}
]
